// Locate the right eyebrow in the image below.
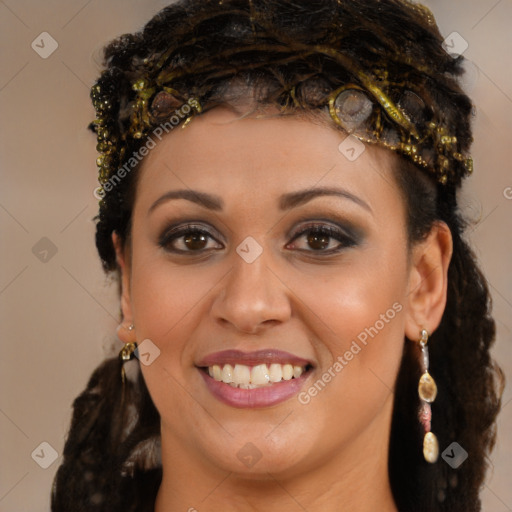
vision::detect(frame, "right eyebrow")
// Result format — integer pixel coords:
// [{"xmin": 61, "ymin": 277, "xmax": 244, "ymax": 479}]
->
[{"xmin": 148, "ymin": 189, "xmax": 224, "ymax": 215}]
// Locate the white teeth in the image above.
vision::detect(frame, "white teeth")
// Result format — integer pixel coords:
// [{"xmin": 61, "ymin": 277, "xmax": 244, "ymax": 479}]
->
[
  {"xmin": 206, "ymin": 362, "xmax": 307, "ymax": 388},
  {"xmin": 233, "ymin": 364, "xmax": 251, "ymax": 385},
  {"xmin": 251, "ymin": 364, "xmax": 270, "ymax": 385},
  {"xmin": 221, "ymin": 364, "xmax": 233, "ymax": 383},
  {"xmin": 269, "ymin": 363, "xmax": 283, "ymax": 383},
  {"xmin": 212, "ymin": 364, "xmax": 222, "ymax": 381},
  {"xmin": 282, "ymin": 364, "xmax": 294, "ymax": 380}
]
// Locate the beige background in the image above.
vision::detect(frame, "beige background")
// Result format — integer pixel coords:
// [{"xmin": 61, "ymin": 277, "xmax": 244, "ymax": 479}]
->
[{"xmin": 1, "ymin": 1, "xmax": 511, "ymax": 511}]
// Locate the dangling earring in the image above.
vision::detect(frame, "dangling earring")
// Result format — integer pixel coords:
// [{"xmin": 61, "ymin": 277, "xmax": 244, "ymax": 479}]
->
[
  {"xmin": 119, "ymin": 324, "xmax": 137, "ymax": 386},
  {"xmin": 417, "ymin": 328, "xmax": 439, "ymax": 463}
]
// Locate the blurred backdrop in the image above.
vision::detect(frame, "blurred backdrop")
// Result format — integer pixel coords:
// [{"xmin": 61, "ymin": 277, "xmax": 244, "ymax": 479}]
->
[{"xmin": 0, "ymin": 1, "xmax": 511, "ymax": 510}]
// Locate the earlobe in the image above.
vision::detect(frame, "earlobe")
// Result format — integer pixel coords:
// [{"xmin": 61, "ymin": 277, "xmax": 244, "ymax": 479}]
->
[
  {"xmin": 112, "ymin": 232, "xmax": 135, "ymax": 342},
  {"xmin": 404, "ymin": 222, "xmax": 453, "ymax": 339}
]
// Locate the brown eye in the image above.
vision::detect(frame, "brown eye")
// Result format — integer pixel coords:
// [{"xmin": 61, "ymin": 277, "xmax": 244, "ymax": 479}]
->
[
  {"xmin": 183, "ymin": 232, "xmax": 208, "ymax": 251},
  {"xmin": 306, "ymin": 231, "xmax": 331, "ymax": 251},
  {"xmin": 159, "ymin": 225, "xmax": 222, "ymax": 253},
  {"xmin": 287, "ymin": 223, "xmax": 358, "ymax": 253}
]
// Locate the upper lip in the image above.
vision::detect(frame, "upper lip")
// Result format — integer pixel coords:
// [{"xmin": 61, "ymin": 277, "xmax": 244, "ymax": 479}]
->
[{"xmin": 196, "ymin": 349, "xmax": 314, "ymax": 368}]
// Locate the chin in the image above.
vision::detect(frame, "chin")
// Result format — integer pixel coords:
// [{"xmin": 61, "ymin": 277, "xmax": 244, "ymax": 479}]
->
[{"xmin": 197, "ymin": 428, "xmax": 318, "ymax": 479}]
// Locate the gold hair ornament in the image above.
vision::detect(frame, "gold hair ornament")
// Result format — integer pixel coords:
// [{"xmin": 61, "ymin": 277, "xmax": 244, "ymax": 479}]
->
[
  {"xmin": 90, "ymin": 1, "xmax": 473, "ymax": 200},
  {"xmin": 327, "ymin": 76, "xmax": 473, "ymax": 185},
  {"xmin": 91, "ymin": 78, "xmax": 202, "ymax": 195}
]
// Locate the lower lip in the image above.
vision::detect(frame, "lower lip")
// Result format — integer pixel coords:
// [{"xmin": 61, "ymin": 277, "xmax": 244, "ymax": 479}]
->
[{"xmin": 198, "ymin": 367, "xmax": 311, "ymax": 408}]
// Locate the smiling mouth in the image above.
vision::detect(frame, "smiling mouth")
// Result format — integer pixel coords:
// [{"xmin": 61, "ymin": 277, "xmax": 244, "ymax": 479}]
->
[{"xmin": 199, "ymin": 362, "xmax": 314, "ymax": 389}]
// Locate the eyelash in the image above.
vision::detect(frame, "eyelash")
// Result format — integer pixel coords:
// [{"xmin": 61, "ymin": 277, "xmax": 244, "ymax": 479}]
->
[
  {"xmin": 288, "ymin": 223, "xmax": 357, "ymax": 253},
  {"xmin": 158, "ymin": 222, "xmax": 358, "ymax": 255},
  {"xmin": 159, "ymin": 224, "xmax": 218, "ymax": 254}
]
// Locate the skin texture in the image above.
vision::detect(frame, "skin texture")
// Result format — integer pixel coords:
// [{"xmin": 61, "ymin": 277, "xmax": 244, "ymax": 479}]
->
[{"xmin": 115, "ymin": 107, "xmax": 452, "ymax": 512}]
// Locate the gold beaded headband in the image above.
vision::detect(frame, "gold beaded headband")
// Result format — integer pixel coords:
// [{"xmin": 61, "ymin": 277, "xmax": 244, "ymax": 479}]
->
[
  {"xmin": 327, "ymin": 80, "xmax": 473, "ymax": 185},
  {"xmin": 90, "ymin": 9, "xmax": 473, "ymax": 197}
]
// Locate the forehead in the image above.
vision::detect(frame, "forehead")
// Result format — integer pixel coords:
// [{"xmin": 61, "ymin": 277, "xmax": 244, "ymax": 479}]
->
[{"xmin": 135, "ymin": 107, "xmax": 403, "ymax": 217}]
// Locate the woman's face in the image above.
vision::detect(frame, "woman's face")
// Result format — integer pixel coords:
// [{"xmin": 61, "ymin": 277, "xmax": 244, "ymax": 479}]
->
[{"xmin": 119, "ymin": 107, "xmax": 416, "ymax": 479}]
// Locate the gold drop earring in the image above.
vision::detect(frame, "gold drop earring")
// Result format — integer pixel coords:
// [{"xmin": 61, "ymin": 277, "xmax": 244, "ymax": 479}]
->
[
  {"xmin": 119, "ymin": 323, "xmax": 137, "ymax": 386},
  {"xmin": 417, "ymin": 328, "xmax": 439, "ymax": 463}
]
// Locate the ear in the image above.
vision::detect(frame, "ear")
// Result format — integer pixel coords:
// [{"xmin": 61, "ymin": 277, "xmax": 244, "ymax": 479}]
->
[
  {"xmin": 404, "ymin": 221, "xmax": 453, "ymax": 340},
  {"xmin": 113, "ymin": 232, "xmax": 135, "ymax": 344}
]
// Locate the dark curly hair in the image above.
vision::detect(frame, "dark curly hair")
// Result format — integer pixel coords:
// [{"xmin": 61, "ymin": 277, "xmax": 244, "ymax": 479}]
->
[{"xmin": 51, "ymin": 1, "xmax": 505, "ymax": 511}]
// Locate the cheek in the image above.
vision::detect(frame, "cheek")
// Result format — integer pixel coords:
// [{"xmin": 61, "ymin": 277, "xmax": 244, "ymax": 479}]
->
[
  {"xmin": 288, "ymin": 242, "xmax": 408, "ymax": 424},
  {"xmin": 292, "ymin": 238, "xmax": 408, "ymax": 352},
  {"xmin": 129, "ymin": 257, "xmax": 219, "ymax": 347},
  {"xmin": 128, "ymin": 257, "xmax": 223, "ymax": 431}
]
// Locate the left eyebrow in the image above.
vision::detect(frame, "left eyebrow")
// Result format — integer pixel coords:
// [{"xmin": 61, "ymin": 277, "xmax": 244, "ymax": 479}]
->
[{"xmin": 278, "ymin": 187, "xmax": 372, "ymax": 214}]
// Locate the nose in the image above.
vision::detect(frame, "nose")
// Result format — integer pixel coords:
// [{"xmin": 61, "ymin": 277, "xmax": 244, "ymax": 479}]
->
[{"xmin": 210, "ymin": 250, "xmax": 292, "ymax": 334}]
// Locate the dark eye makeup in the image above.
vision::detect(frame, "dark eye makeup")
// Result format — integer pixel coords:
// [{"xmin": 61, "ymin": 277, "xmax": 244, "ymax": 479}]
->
[
  {"xmin": 286, "ymin": 222, "xmax": 360, "ymax": 254},
  {"xmin": 158, "ymin": 223, "xmax": 221, "ymax": 254},
  {"xmin": 157, "ymin": 217, "xmax": 363, "ymax": 257}
]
